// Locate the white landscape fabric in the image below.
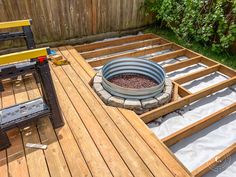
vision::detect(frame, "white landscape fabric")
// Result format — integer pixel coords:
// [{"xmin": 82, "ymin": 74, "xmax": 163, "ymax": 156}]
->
[
  {"xmin": 89, "ymin": 35, "xmax": 236, "ymax": 176},
  {"xmin": 149, "ymin": 68, "xmax": 236, "ymax": 177}
]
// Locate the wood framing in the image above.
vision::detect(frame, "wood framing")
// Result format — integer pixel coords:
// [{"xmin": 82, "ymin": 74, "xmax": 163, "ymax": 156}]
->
[
  {"xmin": 4, "ymin": 33, "xmax": 236, "ymax": 177},
  {"xmin": 162, "ymin": 102, "xmax": 236, "ymax": 147},
  {"xmin": 141, "ymin": 76, "xmax": 236, "ymax": 123},
  {"xmin": 88, "ymin": 42, "xmax": 175, "ymax": 67},
  {"xmin": 75, "ymin": 33, "xmax": 236, "ymax": 124},
  {"xmin": 74, "ymin": 33, "xmax": 236, "ymax": 177},
  {"xmin": 81, "ymin": 38, "xmax": 163, "ymax": 59},
  {"xmin": 192, "ymin": 143, "xmax": 236, "ymax": 177},
  {"xmin": 75, "ymin": 33, "xmax": 157, "ymax": 52}
]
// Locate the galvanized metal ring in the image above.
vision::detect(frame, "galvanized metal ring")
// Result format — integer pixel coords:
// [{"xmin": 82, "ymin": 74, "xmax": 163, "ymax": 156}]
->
[{"xmin": 102, "ymin": 58, "xmax": 166, "ymax": 99}]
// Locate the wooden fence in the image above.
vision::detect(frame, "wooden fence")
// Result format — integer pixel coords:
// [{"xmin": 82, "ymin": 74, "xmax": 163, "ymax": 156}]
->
[{"xmin": 0, "ymin": 0, "xmax": 153, "ymax": 49}]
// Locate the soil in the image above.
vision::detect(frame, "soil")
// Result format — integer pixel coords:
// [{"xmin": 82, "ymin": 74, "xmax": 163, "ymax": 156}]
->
[{"xmin": 108, "ymin": 73, "xmax": 158, "ymax": 89}]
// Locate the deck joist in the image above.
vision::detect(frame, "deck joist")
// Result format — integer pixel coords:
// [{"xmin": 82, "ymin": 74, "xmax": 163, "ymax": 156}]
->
[
  {"xmin": 1, "ymin": 33, "xmax": 236, "ymax": 177},
  {"xmin": 75, "ymin": 33, "xmax": 236, "ymax": 176}
]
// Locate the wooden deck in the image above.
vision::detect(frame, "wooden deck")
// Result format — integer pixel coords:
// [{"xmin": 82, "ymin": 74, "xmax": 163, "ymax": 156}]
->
[
  {"xmin": 0, "ymin": 45, "xmax": 191, "ymax": 177},
  {"xmin": 1, "ymin": 33, "xmax": 236, "ymax": 177}
]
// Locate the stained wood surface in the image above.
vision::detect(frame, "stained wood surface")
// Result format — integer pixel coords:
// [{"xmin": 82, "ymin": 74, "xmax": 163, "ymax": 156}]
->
[
  {"xmin": 74, "ymin": 33, "xmax": 236, "ymax": 177},
  {"xmin": 0, "ymin": 45, "xmax": 191, "ymax": 177},
  {"xmin": 2, "ymin": 33, "xmax": 236, "ymax": 177}
]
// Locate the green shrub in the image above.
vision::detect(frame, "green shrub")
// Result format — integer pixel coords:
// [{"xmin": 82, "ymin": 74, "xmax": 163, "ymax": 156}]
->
[{"xmin": 143, "ymin": 0, "xmax": 236, "ymax": 53}]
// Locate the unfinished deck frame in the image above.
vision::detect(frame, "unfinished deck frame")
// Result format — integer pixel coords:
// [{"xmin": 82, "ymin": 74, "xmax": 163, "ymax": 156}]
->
[
  {"xmin": 0, "ymin": 40, "xmax": 194, "ymax": 177},
  {"xmin": 75, "ymin": 33, "xmax": 236, "ymax": 176}
]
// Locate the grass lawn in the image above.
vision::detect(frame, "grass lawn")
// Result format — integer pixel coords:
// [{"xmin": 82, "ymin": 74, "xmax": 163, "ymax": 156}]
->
[{"xmin": 144, "ymin": 27, "xmax": 236, "ymax": 69}]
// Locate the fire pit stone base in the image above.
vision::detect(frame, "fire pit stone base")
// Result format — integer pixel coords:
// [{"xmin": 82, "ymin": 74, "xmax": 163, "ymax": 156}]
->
[{"xmin": 93, "ymin": 71, "xmax": 173, "ymax": 114}]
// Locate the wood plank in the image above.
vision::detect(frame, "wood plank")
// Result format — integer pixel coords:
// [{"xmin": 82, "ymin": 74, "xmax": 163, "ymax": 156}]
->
[
  {"xmin": 16, "ymin": 77, "xmax": 50, "ymax": 177},
  {"xmin": 75, "ymin": 33, "xmax": 156, "ymax": 52},
  {"xmin": 162, "ymin": 102, "xmax": 236, "ymax": 147},
  {"xmin": 172, "ymin": 82, "xmax": 180, "ymax": 101},
  {"xmin": 219, "ymin": 65, "xmax": 236, "ymax": 77},
  {"xmin": 89, "ymin": 42, "xmax": 174, "ymax": 67},
  {"xmin": 50, "ymin": 69, "xmax": 113, "ymax": 177},
  {"xmin": 3, "ymin": 81, "xmax": 29, "ymax": 177},
  {"xmin": 192, "ymin": 143, "xmax": 236, "ymax": 177},
  {"xmin": 61, "ymin": 47, "xmax": 176, "ymax": 177},
  {"xmin": 178, "ymin": 85, "xmax": 192, "ymax": 97},
  {"xmin": 66, "ymin": 46, "xmax": 96, "ymax": 78},
  {"xmin": 51, "ymin": 63, "xmax": 139, "ymax": 177},
  {"xmin": 105, "ymin": 107, "xmax": 173, "ymax": 177},
  {"xmin": 55, "ymin": 47, "xmax": 91, "ymax": 83},
  {"xmin": 150, "ymin": 49, "xmax": 187, "ymax": 63},
  {"xmin": 25, "ymin": 76, "xmax": 92, "ymax": 177},
  {"xmin": 81, "ymin": 37, "xmax": 163, "ymax": 59},
  {"xmin": 0, "ymin": 150, "xmax": 8, "ymax": 177},
  {"xmin": 37, "ymin": 118, "xmax": 72, "ymax": 177},
  {"xmin": 119, "ymin": 109, "xmax": 192, "ymax": 177},
  {"xmin": 200, "ymin": 57, "xmax": 219, "ymax": 67},
  {"xmin": 164, "ymin": 56, "xmax": 202, "ymax": 73},
  {"xmin": 174, "ymin": 65, "xmax": 221, "ymax": 84},
  {"xmin": 63, "ymin": 47, "xmax": 191, "ymax": 177},
  {"xmin": 141, "ymin": 76, "xmax": 236, "ymax": 123},
  {"xmin": 0, "ymin": 92, "xmax": 8, "ymax": 177},
  {"xmin": 23, "ymin": 79, "xmax": 72, "ymax": 177}
]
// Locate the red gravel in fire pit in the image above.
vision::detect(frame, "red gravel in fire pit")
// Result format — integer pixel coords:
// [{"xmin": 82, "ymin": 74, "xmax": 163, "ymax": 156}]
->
[{"xmin": 108, "ymin": 74, "xmax": 158, "ymax": 89}]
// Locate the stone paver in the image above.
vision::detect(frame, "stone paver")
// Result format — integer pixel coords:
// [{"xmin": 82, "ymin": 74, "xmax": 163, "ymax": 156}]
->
[
  {"xmin": 165, "ymin": 79, "xmax": 172, "ymax": 87},
  {"xmin": 141, "ymin": 98, "xmax": 159, "ymax": 109},
  {"xmin": 93, "ymin": 75, "xmax": 102, "ymax": 83},
  {"xmin": 155, "ymin": 93, "xmax": 171, "ymax": 105},
  {"xmin": 164, "ymin": 85, "xmax": 173, "ymax": 95},
  {"xmin": 98, "ymin": 90, "xmax": 112, "ymax": 104},
  {"xmin": 108, "ymin": 96, "xmax": 125, "ymax": 107},
  {"xmin": 93, "ymin": 72, "xmax": 173, "ymax": 114},
  {"xmin": 124, "ymin": 99, "xmax": 142, "ymax": 110},
  {"xmin": 93, "ymin": 83, "xmax": 103, "ymax": 92}
]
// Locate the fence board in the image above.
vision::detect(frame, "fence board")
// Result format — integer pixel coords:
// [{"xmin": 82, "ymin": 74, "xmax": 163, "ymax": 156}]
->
[{"xmin": 0, "ymin": 0, "xmax": 153, "ymax": 50}]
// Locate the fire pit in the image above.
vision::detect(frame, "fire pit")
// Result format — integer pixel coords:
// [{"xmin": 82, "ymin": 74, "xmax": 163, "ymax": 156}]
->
[{"xmin": 93, "ymin": 58, "xmax": 173, "ymax": 114}]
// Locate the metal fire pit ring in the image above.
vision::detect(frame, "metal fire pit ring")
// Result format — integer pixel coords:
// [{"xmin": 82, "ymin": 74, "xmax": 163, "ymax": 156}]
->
[{"xmin": 101, "ymin": 58, "xmax": 166, "ymax": 99}]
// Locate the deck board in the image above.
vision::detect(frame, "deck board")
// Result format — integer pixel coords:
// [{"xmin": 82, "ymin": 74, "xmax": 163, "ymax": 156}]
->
[
  {"xmin": 55, "ymin": 49, "xmax": 174, "ymax": 177},
  {"xmin": 0, "ymin": 36, "xmax": 195, "ymax": 177}
]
